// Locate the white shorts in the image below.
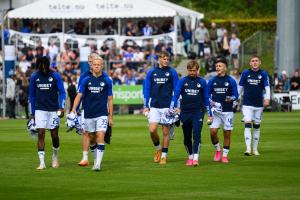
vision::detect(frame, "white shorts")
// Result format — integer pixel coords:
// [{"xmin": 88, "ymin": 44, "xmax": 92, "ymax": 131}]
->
[
  {"xmin": 210, "ymin": 112, "xmax": 234, "ymax": 130},
  {"xmin": 84, "ymin": 116, "xmax": 108, "ymax": 133},
  {"xmin": 148, "ymin": 108, "xmax": 170, "ymax": 125},
  {"xmin": 35, "ymin": 110, "xmax": 60, "ymax": 129},
  {"xmin": 80, "ymin": 110, "xmax": 85, "ymax": 130},
  {"xmin": 242, "ymin": 105, "xmax": 263, "ymax": 124}
]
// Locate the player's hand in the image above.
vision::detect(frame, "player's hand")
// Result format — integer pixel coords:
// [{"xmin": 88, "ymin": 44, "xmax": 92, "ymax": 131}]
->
[
  {"xmin": 210, "ymin": 101, "xmax": 214, "ymax": 107},
  {"xmin": 225, "ymin": 96, "xmax": 233, "ymax": 103},
  {"xmin": 57, "ymin": 109, "xmax": 64, "ymax": 118},
  {"xmin": 175, "ymin": 108, "xmax": 181, "ymax": 113},
  {"xmin": 108, "ymin": 116, "xmax": 113, "ymax": 127},
  {"xmin": 263, "ymin": 99, "xmax": 270, "ymax": 107},
  {"xmin": 143, "ymin": 108, "xmax": 150, "ymax": 117},
  {"xmin": 207, "ymin": 116, "xmax": 213, "ymax": 125}
]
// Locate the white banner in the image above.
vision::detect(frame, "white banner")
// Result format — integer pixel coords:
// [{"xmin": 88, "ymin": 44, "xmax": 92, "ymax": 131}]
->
[
  {"xmin": 4, "ymin": 45, "xmax": 16, "ymax": 61},
  {"xmin": 273, "ymin": 91, "xmax": 300, "ymax": 110},
  {"xmin": 8, "ymin": 29, "xmax": 176, "ymax": 52}
]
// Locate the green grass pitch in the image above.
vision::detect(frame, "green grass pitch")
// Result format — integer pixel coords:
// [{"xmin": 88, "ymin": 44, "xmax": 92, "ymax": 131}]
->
[{"xmin": 0, "ymin": 112, "xmax": 300, "ymax": 200}]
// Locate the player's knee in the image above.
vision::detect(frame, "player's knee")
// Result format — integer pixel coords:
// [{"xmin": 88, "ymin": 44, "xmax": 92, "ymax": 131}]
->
[
  {"xmin": 253, "ymin": 123, "xmax": 260, "ymax": 129},
  {"xmin": 245, "ymin": 123, "xmax": 252, "ymax": 128}
]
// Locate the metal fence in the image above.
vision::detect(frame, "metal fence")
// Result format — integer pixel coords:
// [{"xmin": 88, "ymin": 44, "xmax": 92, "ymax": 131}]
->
[{"xmin": 240, "ymin": 31, "xmax": 276, "ymax": 71}]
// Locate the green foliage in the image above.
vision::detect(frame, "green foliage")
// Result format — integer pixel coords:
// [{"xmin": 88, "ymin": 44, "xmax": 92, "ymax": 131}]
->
[{"xmin": 168, "ymin": 0, "xmax": 276, "ymax": 19}]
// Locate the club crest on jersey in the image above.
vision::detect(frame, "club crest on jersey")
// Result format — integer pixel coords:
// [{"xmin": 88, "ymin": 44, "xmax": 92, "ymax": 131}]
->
[
  {"xmin": 258, "ymin": 75, "xmax": 262, "ymax": 79},
  {"xmin": 48, "ymin": 77, "xmax": 53, "ymax": 82},
  {"xmin": 224, "ymin": 82, "xmax": 229, "ymax": 86},
  {"xmin": 165, "ymin": 72, "xmax": 170, "ymax": 77},
  {"xmin": 100, "ymin": 82, "xmax": 105, "ymax": 86},
  {"xmin": 197, "ymin": 83, "xmax": 201, "ymax": 88}
]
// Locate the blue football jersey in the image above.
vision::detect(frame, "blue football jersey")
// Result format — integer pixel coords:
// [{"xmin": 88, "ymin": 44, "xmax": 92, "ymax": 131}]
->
[
  {"xmin": 143, "ymin": 66, "xmax": 179, "ymax": 108},
  {"xmin": 207, "ymin": 75, "xmax": 238, "ymax": 112},
  {"xmin": 171, "ymin": 76, "xmax": 211, "ymax": 114},
  {"xmin": 29, "ymin": 71, "xmax": 66, "ymax": 115},
  {"xmin": 79, "ymin": 74, "xmax": 112, "ymax": 118},
  {"xmin": 239, "ymin": 69, "xmax": 269, "ymax": 107}
]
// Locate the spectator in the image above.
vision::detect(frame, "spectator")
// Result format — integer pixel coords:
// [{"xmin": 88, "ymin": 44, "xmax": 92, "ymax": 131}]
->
[
  {"xmin": 133, "ymin": 47, "xmax": 145, "ymax": 62},
  {"xmin": 48, "ymin": 42, "xmax": 59, "ymax": 64},
  {"xmin": 290, "ymin": 71, "xmax": 300, "ymax": 90},
  {"xmin": 220, "ymin": 30, "xmax": 230, "ymax": 57},
  {"xmin": 204, "ymin": 56, "xmax": 217, "ymax": 80},
  {"xmin": 123, "ymin": 47, "xmax": 135, "ymax": 62},
  {"xmin": 195, "ymin": 22, "xmax": 209, "ymax": 58},
  {"xmin": 19, "ymin": 74, "xmax": 30, "ymax": 119},
  {"xmin": 18, "ymin": 55, "xmax": 31, "ymax": 74},
  {"xmin": 124, "ymin": 69, "xmax": 137, "ymax": 85},
  {"xmin": 67, "ymin": 76, "xmax": 77, "ymax": 112},
  {"xmin": 217, "ymin": 25, "xmax": 226, "ymax": 53},
  {"xmin": 209, "ymin": 22, "xmax": 218, "ymax": 56},
  {"xmin": 230, "ymin": 22, "xmax": 240, "ymax": 36},
  {"xmin": 142, "ymin": 23, "xmax": 153, "ymax": 36},
  {"xmin": 279, "ymin": 70, "xmax": 290, "ymax": 92},
  {"xmin": 183, "ymin": 26, "xmax": 193, "ymax": 55},
  {"xmin": 6, "ymin": 74, "xmax": 17, "ymax": 119},
  {"xmin": 105, "ymin": 25, "xmax": 117, "ymax": 35},
  {"xmin": 229, "ymin": 33, "xmax": 241, "ymax": 69},
  {"xmin": 124, "ymin": 20, "xmax": 135, "ymax": 36},
  {"xmin": 112, "ymin": 71, "xmax": 122, "ymax": 85}
]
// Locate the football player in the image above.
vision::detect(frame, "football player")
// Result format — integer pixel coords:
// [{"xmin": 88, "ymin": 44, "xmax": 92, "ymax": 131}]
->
[
  {"xmin": 71, "ymin": 55, "xmax": 113, "ymax": 171},
  {"xmin": 143, "ymin": 51, "xmax": 179, "ymax": 164},
  {"xmin": 29, "ymin": 56, "xmax": 66, "ymax": 170},
  {"xmin": 239, "ymin": 55, "xmax": 270, "ymax": 156},
  {"xmin": 170, "ymin": 60, "xmax": 212, "ymax": 166},
  {"xmin": 207, "ymin": 57, "xmax": 238, "ymax": 163}
]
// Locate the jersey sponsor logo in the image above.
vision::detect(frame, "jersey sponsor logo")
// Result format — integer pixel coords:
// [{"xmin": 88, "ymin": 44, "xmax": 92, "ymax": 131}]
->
[
  {"xmin": 184, "ymin": 89, "xmax": 200, "ymax": 96},
  {"xmin": 213, "ymin": 82, "xmax": 217, "ymax": 86},
  {"xmin": 184, "ymin": 83, "xmax": 188, "ymax": 86},
  {"xmin": 248, "ymin": 75, "xmax": 251, "ymax": 78},
  {"xmin": 36, "ymin": 78, "xmax": 40, "ymax": 82},
  {"xmin": 37, "ymin": 83, "xmax": 52, "ymax": 90},
  {"xmin": 100, "ymin": 82, "xmax": 105, "ymax": 86},
  {"xmin": 214, "ymin": 87, "xmax": 228, "ymax": 93},
  {"xmin": 154, "ymin": 73, "xmax": 157, "ymax": 76},
  {"xmin": 247, "ymin": 78, "xmax": 261, "ymax": 85},
  {"xmin": 88, "ymin": 86, "xmax": 104, "ymax": 93},
  {"xmin": 165, "ymin": 72, "xmax": 170, "ymax": 77},
  {"xmin": 48, "ymin": 77, "xmax": 53, "ymax": 82},
  {"xmin": 224, "ymin": 82, "xmax": 229, "ymax": 86},
  {"xmin": 88, "ymin": 82, "xmax": 92, "ymax": 85},
  {"xmin": 197, "ymin": 83, "xmax": 201, "ymax": 88},
  {"xmin": 154, "ymin": 77, "xmax": 168, "ymax": 84}
]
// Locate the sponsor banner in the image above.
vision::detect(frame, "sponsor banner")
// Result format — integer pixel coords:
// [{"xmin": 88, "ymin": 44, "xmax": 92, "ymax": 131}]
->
[
  {"xmin": 273, "ymin": 92, "xmax": 300, "ymax": 110},
  {"xmin": 113, "ymin": 85, "xmax": 143, "ymax": 105}
]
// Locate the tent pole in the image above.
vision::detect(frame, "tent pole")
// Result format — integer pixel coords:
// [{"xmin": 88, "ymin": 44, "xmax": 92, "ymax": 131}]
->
[
  {"xmin": 2, "ymin": 10, "xmax": 6, "ymax": 117},
  {"xmin": 173, "ymin": 16, "xmax": 177, "ymax": 58},
  {"xmin": 61, "ymin": 19, "xmax": 65, "ymax": 51},
  {"xmin": 118, "ymin": 18, "xmax": 121, "ymax": 48},
  {"xmin": 89, "ymin": 18, "xmax": 91, "ymax": 35}
]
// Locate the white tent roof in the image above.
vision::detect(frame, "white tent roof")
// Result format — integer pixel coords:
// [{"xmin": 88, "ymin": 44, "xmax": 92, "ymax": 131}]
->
[
  {"xmin": 150, "ymin": 0, "xmax": 204, "ymax": 19},
  {"xmin": 7, "ymin": 0, "xmax": 203, "ymax": 19}
]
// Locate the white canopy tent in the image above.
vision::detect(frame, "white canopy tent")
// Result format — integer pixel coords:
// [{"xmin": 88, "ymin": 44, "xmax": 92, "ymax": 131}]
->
[{"xmin": 7, "ymin": 0, "xmax": 203, "ymax": 33}]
